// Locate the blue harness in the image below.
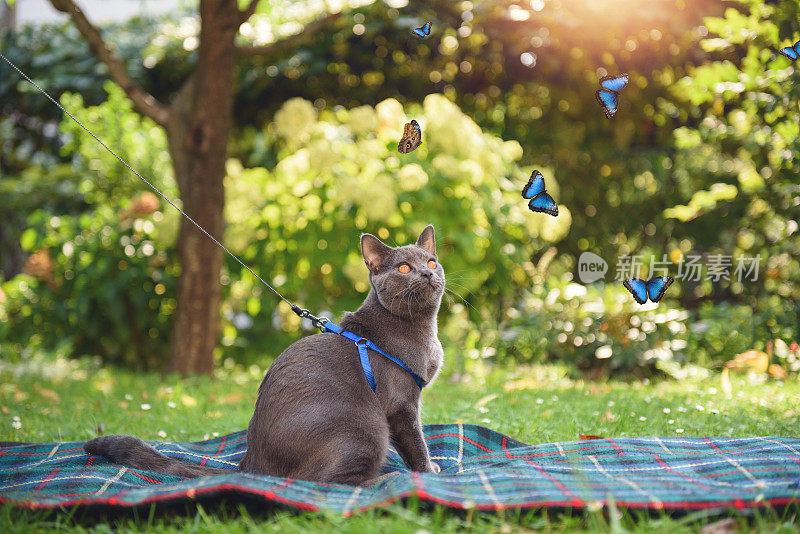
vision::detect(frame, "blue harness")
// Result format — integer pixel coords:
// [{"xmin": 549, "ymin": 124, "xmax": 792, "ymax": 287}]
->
[{"xmin": 321, "ymin": 321, "xmax": 425, "ymax": 392}]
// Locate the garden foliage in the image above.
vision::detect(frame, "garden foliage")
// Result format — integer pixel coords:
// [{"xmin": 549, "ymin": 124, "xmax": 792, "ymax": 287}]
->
[{"xmin": 1, "ymin": 0, "xmax": 798, "ymax": 375}]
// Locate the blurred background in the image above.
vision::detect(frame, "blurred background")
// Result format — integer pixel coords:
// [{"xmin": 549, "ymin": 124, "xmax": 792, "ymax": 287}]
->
[{"xmin": 1, "ymin": 0, "xmax": 798, "ymax": 380}]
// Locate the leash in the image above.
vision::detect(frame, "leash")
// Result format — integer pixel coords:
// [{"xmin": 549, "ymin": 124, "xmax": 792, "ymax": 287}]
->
[
  {"xmin": 1, "ymin": 52, "xmax": 424, "ymax": 392},
  {"xmin": 0, "ymin": 52, "xmax": 326, "ymax": 326}
]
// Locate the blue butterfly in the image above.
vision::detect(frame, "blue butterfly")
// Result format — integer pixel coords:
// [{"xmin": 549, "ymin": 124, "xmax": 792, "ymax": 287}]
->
[
  {"xmin": 412, "ymin": 22, "xmax": 432, "ymax": 38},
  {"xmin": 521, "ymin": 170, "xmax": 558, "ymax": 217},
  {"xmin": 778, "ymin": 40, "xmax": 800, "ymax": 60},
  {"xmin": 595, "ymin": 73, "xmax": 629, "ymax": 119},
  {"xmin": 623, "ymin": 276, "xmax": 674, "ymax": 305}
]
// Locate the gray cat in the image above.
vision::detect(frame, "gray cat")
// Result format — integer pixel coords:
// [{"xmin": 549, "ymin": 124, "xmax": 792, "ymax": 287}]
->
[{"xmin": 85, "ymin": 225, "xmax": 445, "ymax": 486}]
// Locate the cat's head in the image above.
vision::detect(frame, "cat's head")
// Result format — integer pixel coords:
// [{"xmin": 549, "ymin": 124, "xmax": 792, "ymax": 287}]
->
[{"xmin": 360, "ymin": 225, "xmax": 445, "ymax": 319}]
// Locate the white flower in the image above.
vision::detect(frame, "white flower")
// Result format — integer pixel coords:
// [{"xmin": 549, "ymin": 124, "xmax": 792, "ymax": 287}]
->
[
  {"xmin": 431, "ymin": 154, "xmax": 462, "ymax": 180},
  {"xmin": 141, "ymin": 403, "xmax": 152, "ymax": 410},
  {"xmin": 501, "ymin": 140, "xmax": 523, "ymax": 162},
  {"xmin": 274, "ymin": 97, "xmax": 317, "ymax": 144},
  {"xmin": 158, "ymin": 430, "xmax": 167, "ymax": 438},
  {"xmin": 397, "ymin": 164, "xmax": 429, "ymax": 191},
  {"xmin": 167, "ymin": 401, "xmax": 176, "ymax": 409},
  {"xmin": 458, "ymin": 160, "xmax": 484, "ymax": 186},
  {"xmin": 308, "ymin": 139, "xmax": 339, "ymax": 172},
  {"xmin": 12, "ymin": 420, "xmax": 21, "ymax": 430},
  {"xmin": 347, "ymin": 105, "xmax": 379, "ymax": 136},
  {"xmin": 361, "ymin": 175, "xmax": 397, "ymax": 222},
  {"xmin": 423, "ymin": 93, "xmax": 483, "ymax": 158},
  {"xmin": 375, "ymin": 98, "xmax": 407, "ymax": 137},
  {"xmin": 276, "ymin": 148, "xmax": 311, "ymax": 176}
]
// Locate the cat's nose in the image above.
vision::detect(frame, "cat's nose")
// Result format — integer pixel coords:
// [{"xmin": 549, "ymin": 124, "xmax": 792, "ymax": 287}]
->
[{"xmin": 421, "ymin": 270, "xmax": 433, "ymax": 279}]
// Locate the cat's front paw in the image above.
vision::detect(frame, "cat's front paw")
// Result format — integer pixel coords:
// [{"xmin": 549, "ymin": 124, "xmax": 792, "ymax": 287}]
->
[{"xmin": 427, "ymin": 461, "xmax": 441, "ymax": 474}]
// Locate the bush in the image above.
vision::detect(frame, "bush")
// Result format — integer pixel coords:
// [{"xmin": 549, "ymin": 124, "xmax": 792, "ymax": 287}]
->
[
  {"xmin": 665, "ymin": 0, "xmax": 800, "ymax": 329},
  {"xmin": 1, "ymin": 91, "xmax": 571, "ymax": 369},
  {"xmin": 1, "ymin": 83, "xmax": 179, "ymax": 369},
  {"xmin": 1, "ymin": 201, "xmax": 178, "ymax": 370},
  {"xmin": 218, "ymin": 94, "xmax": 572, "ymax": 363},
  {"xmin": 495, "ymin": 279, "xmax": 689, "ymax": 377}
]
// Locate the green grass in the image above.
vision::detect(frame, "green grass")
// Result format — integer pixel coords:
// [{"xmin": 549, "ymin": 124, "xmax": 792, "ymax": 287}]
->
[{"xmin": 2, "ymin": 353, "xmax": 800, "ymax": 532}]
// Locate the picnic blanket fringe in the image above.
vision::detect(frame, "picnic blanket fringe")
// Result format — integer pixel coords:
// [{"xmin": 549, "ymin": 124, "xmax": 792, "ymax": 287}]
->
[{"xmin": 2, "ymin": 424, "xmax": 800, "ymax": 514}]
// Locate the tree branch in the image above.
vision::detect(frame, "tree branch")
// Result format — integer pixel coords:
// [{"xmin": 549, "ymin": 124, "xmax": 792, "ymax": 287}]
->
[
  {"xmin": 238, "ymin": 0, "xmax": 259, "ymax": 25},
  {"xmin": 49, "ymin": 0, "xmax": 170, "ymax": 126},
  {"xmin": 236, "ymin": 12, "xmax": 341, "ymax": 56}
]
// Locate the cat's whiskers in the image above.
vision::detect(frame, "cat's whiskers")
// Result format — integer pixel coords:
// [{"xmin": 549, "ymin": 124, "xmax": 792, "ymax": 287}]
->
[
  {"xmin": 445, "ymin": 281, "xmax": 475, "ymax": 298},
  {"xmin": 401, "ymin": 283, "xmax": 417, "ymax": 320},
  {"xmin": 377, "ymin": 276, "xmax": 405, "ymax": 317},
  {"xmin": 444, "ymin": 286, "xmax": 475, "ymax": 311},
  {"xmin": 388, "ymin": 284, "xmax": 406, "ymax": 316},
  {"xmin": 444, "ymin": 274, "xmax": 477, "ymax": 282},
  {"xmin": 440, "ymin": 268, "xmax": 475, "ymax": 276}
]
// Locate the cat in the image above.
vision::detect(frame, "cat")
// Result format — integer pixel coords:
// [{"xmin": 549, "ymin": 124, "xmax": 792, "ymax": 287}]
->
[{"xmin": 85, "ymin": 225, "xmax": 445, "ymax": 486}]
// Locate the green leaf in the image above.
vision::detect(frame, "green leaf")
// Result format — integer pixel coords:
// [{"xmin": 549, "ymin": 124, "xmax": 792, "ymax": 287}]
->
[
  {"xmin": 246, "ymin": 297, "xmax": 261, "ymax": 317},
  {"xmin": 20, "ymin": 228, "xmax": 37, "ymax": 251}
]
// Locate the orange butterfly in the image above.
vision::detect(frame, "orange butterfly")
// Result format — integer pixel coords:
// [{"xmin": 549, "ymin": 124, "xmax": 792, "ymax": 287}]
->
[{"xmin": 398, "ymin": 120, "xmax": 422, "ymax": 153}]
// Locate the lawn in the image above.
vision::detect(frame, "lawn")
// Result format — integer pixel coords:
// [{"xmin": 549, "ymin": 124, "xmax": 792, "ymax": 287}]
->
[{"xmin": 2, "ymin": 353, "xmax": 800, "ymax": 532}]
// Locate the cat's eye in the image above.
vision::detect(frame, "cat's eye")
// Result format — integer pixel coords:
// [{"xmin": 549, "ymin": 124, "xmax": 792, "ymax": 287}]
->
[
  {"xmin": 427, "ymin": 260, "xmax": 437, "ymax": 269},
  {"xmin": 398, "ymin": 263, "xmax": 411, "ymax": 274}
]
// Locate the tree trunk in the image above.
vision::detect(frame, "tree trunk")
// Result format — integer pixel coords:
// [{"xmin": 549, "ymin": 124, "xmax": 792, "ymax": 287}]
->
[
  {"xmin": 165, "ymin": 0, "xmax": 240, "ymax": 375},
  {"xmin": 0, "ymin": 1, "xmax": 16, "ymax": 38}
]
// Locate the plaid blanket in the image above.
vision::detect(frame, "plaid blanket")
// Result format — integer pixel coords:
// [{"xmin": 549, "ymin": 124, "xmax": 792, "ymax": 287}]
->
[{"xmin": 2, "ymin": 424, "xmax": 800, "ymax": 514}]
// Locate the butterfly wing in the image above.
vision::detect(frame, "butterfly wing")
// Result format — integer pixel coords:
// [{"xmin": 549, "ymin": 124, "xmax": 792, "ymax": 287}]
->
[
  {"xmin": 410, "ymin": 119, "xmax": 422, "ymax": 139},
  {"xmin": 645, "ymin": 276, "xmax": 674, "ymax": 303},
  {"xmin": 794, "ymin": 40, "xmax": 800, "ymax": 55},
  {"xmin": 408, "ymin": 120, "xmax": 422, "ymax": 150},
  {"xmin": 521, "ymin": 170, "xmax": 545, "ymax": 199},
  {"xmin": 623, "ymin": 278, "xmax": 649, "ymax": 305},
  {"xmin": 398, "ymin": 122, "xmax": 412, "ymax": 153},
  {"xmin": 412, "ymin": 22, "xmax": 432, "ymax": 38},
  {"xmin": 778, "ymin": 46, "xmax": 798, "ymax": 60},
  {"xmin": 595, "ymin": 89, "xmax": 619, "ymax": 119},
  {"xmin": 527, "ymin": 192, "xmax": 558, "ymax": 217},
  {"xmin": 398, "ymin": 121, "xmax": 421, "ymax": 153},
  {"xmin": 599, "ymin": 73, "xmax": 629, "ymax": 93}
]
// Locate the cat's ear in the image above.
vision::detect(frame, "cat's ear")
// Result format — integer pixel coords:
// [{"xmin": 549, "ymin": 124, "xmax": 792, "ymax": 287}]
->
[
  {"xmin": 361, "ymin": 233, "xmax": 392, "ymax": 272},
  {"xmin": 416, "ymin": 225, "xmax": 436, "ymax": 255}
]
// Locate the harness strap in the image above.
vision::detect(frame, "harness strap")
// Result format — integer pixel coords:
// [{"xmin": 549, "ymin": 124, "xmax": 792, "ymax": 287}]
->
[{"xmin": 322, "ymin": 322, "xmax": 425, "ymax": 392}]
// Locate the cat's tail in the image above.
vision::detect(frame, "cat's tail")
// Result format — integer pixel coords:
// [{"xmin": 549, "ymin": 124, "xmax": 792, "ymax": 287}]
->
[{"xmin": 84, "ymin": 435, "xmax": 232, "ymax": 478}]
